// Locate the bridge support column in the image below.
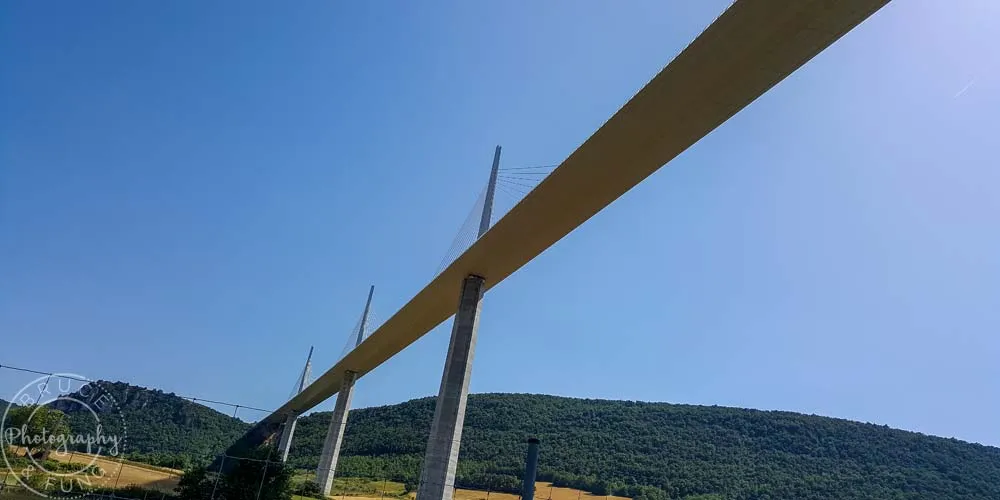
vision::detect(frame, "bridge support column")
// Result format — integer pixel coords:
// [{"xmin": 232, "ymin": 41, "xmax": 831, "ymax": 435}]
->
[
  {"xmin": 316, "ymin": 370, "xmax": 358, "ymax": 495},
  {"xmin": 277, "ymin": 346, "xmax": 313, "ymax": 463},
  {"xmin": 276, "ymin": 413, "xmax": 298, "ymax": 462},
  {"xmin": 416, "ymin": 274, "xmax": 486, "ymax": 500}
]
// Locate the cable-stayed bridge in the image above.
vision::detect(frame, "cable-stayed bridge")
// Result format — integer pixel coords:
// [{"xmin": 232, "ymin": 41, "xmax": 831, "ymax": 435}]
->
[{"xmin": 220, "ymin": 2, "xmax": 892, "ymax": 500}]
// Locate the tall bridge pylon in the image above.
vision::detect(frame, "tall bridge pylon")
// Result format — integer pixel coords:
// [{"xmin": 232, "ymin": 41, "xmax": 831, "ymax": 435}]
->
[
  {"xmin": 417, "ymin": 146, "xmax": 500, "ymax": 500},
  {"xmin": 316, "ymin": 285, "xmax": 376, "ymax": 495},
  {"xmin": 277, "ymin": 346, "xmax": 313, "ymax": 462}
]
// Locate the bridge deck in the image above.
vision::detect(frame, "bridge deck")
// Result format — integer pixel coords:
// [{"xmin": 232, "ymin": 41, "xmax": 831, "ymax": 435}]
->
[{"xmin": 239, "ymin": 0, "xmax": 889, "ymax": 440}]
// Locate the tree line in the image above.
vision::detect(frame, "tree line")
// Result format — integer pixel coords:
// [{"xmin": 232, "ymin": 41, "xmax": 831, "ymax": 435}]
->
[{"xmin": 6, "ymin": 383, "xmax": 1000, "ymax": 499}]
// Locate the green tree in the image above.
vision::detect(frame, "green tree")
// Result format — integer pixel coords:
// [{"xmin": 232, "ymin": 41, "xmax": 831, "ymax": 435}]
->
[
  {"xmin": 176, "ymin": 446, "xmax": 291, "ymax": 500},
  {"xmin": 176, "ymin": 465, "xmax": 215, "ymax": 500},
  {"xmin": 293, "ymin": 480, "xmax": 322, "ymax": 499},
  {"xmin": 222, "ymin": 450, "xmax": 292, "ymax": 500},
  {"xmin": 4, "ymin": 405, "xmax": 70, "ymax": 458}
]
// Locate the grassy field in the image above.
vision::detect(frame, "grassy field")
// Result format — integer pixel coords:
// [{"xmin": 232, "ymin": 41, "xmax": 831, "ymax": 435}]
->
[
  {"xmin": 4, "ymin": 447, "xmax": 180, "ymax": 494},
  {"xmin": 4, "ymin": 450, "xmax": 626, "ymax": 500},
  {"xmin": 47, "ymin": 452, "xmax": 180, "ymax": 493},
  {"xmin": 291, "ymin": 472, "xmax": 407, "ymax": 498},
  {"xmin": 5, "ymin": 468, "xmax": 624, "ymax": 500},
  {"xmin": 289, "ymin": 474, "xmax": 629, "ymax": 500},
  {"xmin": 0, "ymin": 488, "xmax": 40, "ymax": 500},
  {"xmin": 454, "ymin": 482, "xmax": 628, "ymax": 500}
]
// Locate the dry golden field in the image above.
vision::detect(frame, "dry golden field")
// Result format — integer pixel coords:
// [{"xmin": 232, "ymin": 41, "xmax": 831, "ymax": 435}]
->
[
  {"xmin": 307, "ymin": 480, "xmax": 629, "ymax": 500},
  {"xmin": 6, "ymin": 448, "xmax": 625, "ymax": 500},
  {"xmin": 51, "ymin": 451, "xmax": 180, "ymax": 493},
  {"xmin": 4, "ymin": 448, "xmax": 181, "ymax": 494}
]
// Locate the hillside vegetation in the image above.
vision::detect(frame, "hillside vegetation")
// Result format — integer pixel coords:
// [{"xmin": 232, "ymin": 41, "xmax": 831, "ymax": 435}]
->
[
  {"xmin": 51, "ymin": 381, "xmax": 250, "ymax": 469},
  {"xmin": 285, "ymin": 394, "xmax": 1000, "ymax": 500},
  {"xmin": 9, "ymin": 383, "xmax": 1000, "ymax": 499}
]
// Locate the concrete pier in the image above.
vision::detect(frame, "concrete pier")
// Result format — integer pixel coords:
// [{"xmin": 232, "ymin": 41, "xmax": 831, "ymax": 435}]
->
[
  {"xmin": 416, "ymin": 147, "xmax": 499, "ymax": 500},
  {"xmin": 316, "ymin": 370, "xmax": 359, "ymax": 494},
  {"xmin": 416, "ymin": 275, "xmax": 486, "ymax": 500},
  {"xmin": 276, "ymin": 413, "xmax": 298, "ymax": 462},
  {"xmin": 522, "ymin": 438, "xmax": 541, "ymax": 500}
]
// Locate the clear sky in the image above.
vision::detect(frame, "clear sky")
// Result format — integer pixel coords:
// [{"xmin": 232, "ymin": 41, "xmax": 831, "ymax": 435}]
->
[{"xmin": 2, "ymin": 1, "xmax": 998, "ymax": 447}]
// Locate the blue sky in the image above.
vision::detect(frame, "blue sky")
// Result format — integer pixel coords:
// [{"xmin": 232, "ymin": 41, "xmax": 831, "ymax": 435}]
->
[{"xmin": 2, "ymin": 1, "xmax": 998, "ymax": 447}]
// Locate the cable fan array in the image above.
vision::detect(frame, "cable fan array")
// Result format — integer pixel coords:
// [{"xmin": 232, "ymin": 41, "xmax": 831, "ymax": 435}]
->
[{"xmin": 435, "ymin": 163, "xmax": 557, "ymax": 276}]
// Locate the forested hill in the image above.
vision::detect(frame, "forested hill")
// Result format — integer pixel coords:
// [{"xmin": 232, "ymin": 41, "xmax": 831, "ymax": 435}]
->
[
  {"xmin": 288, "ymin": 394, "xmax": 1000, "ymax": 500},
  {"xmin": 15, "ymin": 383, "xmax": 1000, "ymax": 499},
  {"xmin": 52, "ymin": 381, "xmax": 250, "ymax": 467}
]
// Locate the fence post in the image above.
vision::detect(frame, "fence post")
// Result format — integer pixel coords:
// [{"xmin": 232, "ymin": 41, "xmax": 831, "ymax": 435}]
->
[
  {"xmin": 209, "ymin": 455, "xmax": 227, "ymax": 500},
  {"xmin": 211, "ymin": 405, "xmax": 240, "ymax": 500},
  {"xmin": 113, "ymin": 459, "xmax": 126, "ymax": 490},
  {"xmin": 255, "ymin": 446, "xmax": 275, "ymax": 500}
]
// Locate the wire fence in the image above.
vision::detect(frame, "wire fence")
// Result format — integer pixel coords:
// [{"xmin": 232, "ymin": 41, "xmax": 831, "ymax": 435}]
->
[
  {"xmin": 0, "ymin": 485, "xmax": 170, "ymax": 500},
  {"xmin": 0, "ymin": 449, "xmax": 286, "ymax": 500},
  {"xmin": 0, "ymin": 450, "xmax": 566, "ymax": 500},
  {"xmin": 0, "ymin": 354, "xmax": 594, "ymax": 500},
  {"xmin": 0, "ymin": 364, "xmax": 272, "ymax": 414},
  {"xmin": 0, "ymin": 362, "xmax": 278, "ymax": 500},
  {"xmin": 1, "ymin": 421, "xmax": 595, "ymax": 500},
  {"xmin": 0, "ymin": 301, "xmax": 584, "ymax": 500},
  {"xmin": 0, "ymin": 159, "xmax": 588, "ymax": 500}
]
